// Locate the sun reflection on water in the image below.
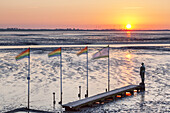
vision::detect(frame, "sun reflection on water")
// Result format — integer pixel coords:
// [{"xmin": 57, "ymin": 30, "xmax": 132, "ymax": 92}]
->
[
  {"xmin": 126, "ymin": 31, "xmax": 131, "ymax": 38},
  {"xmin": 125, "ymin": 51, "xmax": 133, "ymax": 61},
  {"xmin": 126, "ymin": 53, "xmax": 131, "ymax": 59},
  {"xmin": 116, "ymin": 50, "xmax": 136, "ymax": 86}
]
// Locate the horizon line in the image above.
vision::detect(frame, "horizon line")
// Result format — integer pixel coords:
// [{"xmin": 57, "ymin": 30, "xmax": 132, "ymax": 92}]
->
[{"xmin": 0, "ymin": 28, "xmax": 170, "ymax": 31}]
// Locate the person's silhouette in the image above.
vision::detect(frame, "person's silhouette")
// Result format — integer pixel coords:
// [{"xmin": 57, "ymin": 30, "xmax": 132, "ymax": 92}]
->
[{"xmin": 140, "ymin": 63, "xmax": 145, "ymax": 84}]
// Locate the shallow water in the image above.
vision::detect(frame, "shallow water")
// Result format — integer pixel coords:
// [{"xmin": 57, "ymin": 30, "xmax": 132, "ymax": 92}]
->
[
  {"xmin": 0, "ymin": 31, "xmax": 170, "ymax": 112},
  {"xmin": 0, "ymin": 31, "xmax": 170, "ymax": 45},
  {"xmin": 0, "ymin": 46, "xmax": 170, "ymax": 112}
]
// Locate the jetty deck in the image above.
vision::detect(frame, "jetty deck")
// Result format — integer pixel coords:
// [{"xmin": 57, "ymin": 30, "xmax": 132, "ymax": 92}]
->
[
  {"xmin": 5, "ymin": 107, "xmax": 54, "ymax": 113},
  {"xmin": 63, "ymin": 84, "xmax": 143, "ymax": 111}
]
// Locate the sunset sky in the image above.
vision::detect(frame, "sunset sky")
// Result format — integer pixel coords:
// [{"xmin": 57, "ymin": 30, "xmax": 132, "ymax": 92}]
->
[{"xmin": 0, "ymin": 0, "xmax": 170, "ymax": 30}]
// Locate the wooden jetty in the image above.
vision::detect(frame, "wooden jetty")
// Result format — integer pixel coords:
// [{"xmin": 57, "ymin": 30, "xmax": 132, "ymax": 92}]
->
[
  {"xmin": 5, "ymin": 107, "xmax": 54, "ymax": 113},
  {"xmin": 63, "ymin": 84, "xmax": 145, "ymax": 111}
]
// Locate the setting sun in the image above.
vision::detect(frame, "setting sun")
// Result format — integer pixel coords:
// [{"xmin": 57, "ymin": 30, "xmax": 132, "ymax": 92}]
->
[{"xmin": 126, "ymin": 24, "xmax": 132, "ymax": 29}]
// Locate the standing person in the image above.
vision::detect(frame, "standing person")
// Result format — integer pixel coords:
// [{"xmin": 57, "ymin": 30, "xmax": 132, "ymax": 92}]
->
[{"xmin": 140, "ymin": 63, "xmax": 145, "ymax": 84}]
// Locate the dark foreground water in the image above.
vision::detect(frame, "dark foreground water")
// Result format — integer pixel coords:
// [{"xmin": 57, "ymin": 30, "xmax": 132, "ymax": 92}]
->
[
  {"xmin": 0, "ymin": 31, "xmax": 170, "ymax": 113},
  {"xmin": 0, "ymin": 30, "xmax": 170, "ymax": 45}
]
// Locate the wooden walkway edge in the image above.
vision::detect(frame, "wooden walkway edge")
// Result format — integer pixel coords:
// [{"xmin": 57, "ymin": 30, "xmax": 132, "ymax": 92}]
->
[
  {"xmin": 5, "ymin": 107, "xmax": 54, "ymax": 113},
  {"xmin": 63, "ymin": 84, "xmax": 144, "ymax": 111}
]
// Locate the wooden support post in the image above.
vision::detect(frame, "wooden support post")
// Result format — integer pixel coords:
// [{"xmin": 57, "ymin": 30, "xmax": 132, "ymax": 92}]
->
[
  {"xmin": 139, "ymin": 83, "xmax": 145, "ymax": 91},
  {"xmin": 137, "ymin": 88, "xmax": 140, "ymax": 93},
  {"xmin": 78, "ymin": 86, "xmax": 81, "ymax": 99},
  {"xmin": 123, "ymin": 92, "xmax": 126, "ymax": 97},
  {"xmin": 53, "ymin": 92, "xmax": 56, "ymax": 109},
  {"xmin": 130, "ymin": 90, "xmax": 134, "ymax": 95},
  {"xmin": 112, "ymin": 95, "xmax": 116, "ymax": 101}
]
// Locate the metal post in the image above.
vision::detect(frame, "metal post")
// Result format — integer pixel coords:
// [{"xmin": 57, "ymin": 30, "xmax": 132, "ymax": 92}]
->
[
  {"xmin": 53, "ymin": 92, "xmax": 56, "ymax": 109},
  {"xmin": 27, "ymin": 48, "xmax": 30, "ymax": 110},
  {"xmin": 108, "ymin": 45, "xmax": 110, "ymax": 91},
  {"xmin": 86, "ymin": 47, "xmax": 88, "ymax": 98},
  {"xmin": 78, "ymin": 86, "xmax": 81, "ymax": 99},
  {"xmin": 60, "ymin": 47, "xmax": 63, "ymax": 105}
]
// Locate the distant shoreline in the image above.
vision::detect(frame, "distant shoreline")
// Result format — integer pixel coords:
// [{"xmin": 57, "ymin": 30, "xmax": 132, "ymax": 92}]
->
[{"xmin": 0, "ymin": 28, "xmax": 170, "ymax": 31}]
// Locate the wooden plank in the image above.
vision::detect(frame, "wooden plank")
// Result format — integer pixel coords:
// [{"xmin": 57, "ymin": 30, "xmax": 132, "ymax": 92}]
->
[
  {"xmin": 5, "ymin": 107, "xmax": 54, "ymax": 113},
  {"xmin": 63, "ymin": 85, "xmax": 141, "ymax": 110}
]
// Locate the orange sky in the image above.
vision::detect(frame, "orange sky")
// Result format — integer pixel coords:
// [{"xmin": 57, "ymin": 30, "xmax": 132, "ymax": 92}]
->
[{"xmin": 0, "ymin": 0, "xmax": 170, "ymax": 30}]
